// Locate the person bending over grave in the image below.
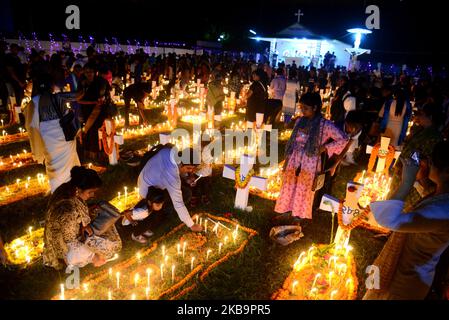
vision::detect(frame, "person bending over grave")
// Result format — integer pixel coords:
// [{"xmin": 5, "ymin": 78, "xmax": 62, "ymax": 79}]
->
[
  {"xmin": 364, "ymin": 140, "xmax": 449, "ymax": 300},
  {"xmin": 121, "ymin": 186, "xmax": 166, "ymax": 244},
  {"xmin": 123, "ymin": 82, "xmax": 152, "ymax": 127},
  {"xmin": 137, "ymin": 145, "xmax": 203, "ymax": 233},
  {"xmin": 43, "ymin": 166, "xmax": 122, "ymax": 270},
  {"xmin": 275, "ymin": 92, "xmax": 348, "ymax": 221}
]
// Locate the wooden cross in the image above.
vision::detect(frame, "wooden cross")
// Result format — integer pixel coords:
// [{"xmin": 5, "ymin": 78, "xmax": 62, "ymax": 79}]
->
[
  {"xmin": 319, "ymin": 181, "xmax": 365, "ymax": 246},
  {"xmin": 222, "ymin": 154, "xmax": 267, "ymax": 211},
  {"xmin": 366, "ymin": 136, "xmax": 401, "ymax": 173},
  {"xmin": 295, "ymin": 9, "xmax": 304, "ymax": 24}
]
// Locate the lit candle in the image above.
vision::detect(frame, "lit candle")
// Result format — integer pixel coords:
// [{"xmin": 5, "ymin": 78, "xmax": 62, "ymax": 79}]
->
[
  {"xmin": 292, "ymin": 280, "xmax": 298, "ymax": 295},
  {"xmin": 124, "ymin": 186, "xmax": 128, "ymax": 206},
  {"xmin": 232, "ymin": 231, "xmax": 237, "ymax": 244},
  {"xmin": 206, "ymin": 249, "xmax": 212, "ymax": 261},
  {"xmin": 204, "ymin": 219, "xmax": 208, "ymax": 233},
  {"xmin": 328, "ymin": 271, "xmax": 334, "ymax": 288},
  {"xmin": 108, "ymin": 291, "xmax": 112, "ymax": 300},
  {"xmin": 195, "ymin": 215, "xmax": 199, "ymax": 225},
  {"xmin": 83, "ymin": 283, "xmax": 89, "ymax": 292},
  {"xmin": 345, "ymin": 278, "xmax": 353, "ymax": 289},
  {"xmin": 328, "ymin": 256, "xmax": 337, "ymax": 268},
  {"xmin": 146, "ymin": 268, "xmax": 152, "ymax": 287},
  {"xmin": 312, "ymin": 273, "xmax": 321, "ymax": 288},
  {"xmin": 160, "ymin": 264, "xmax": 164, "ymax": 280},
  {"xmin": 177, "ymin": 243, "xmax": 181, "ymax": 255},
  {"xmin": 307, "ymin": 246, "xmax": 316, "ymax": 261},
  {"xmin": 134, "ymin": 273, "xmax": 140, "ymax": 287},
  {"xmin": 60, "ymin": 283, "xmax": 65, "ymax": 300},
  {"xmin": 28, "ymin": 226, "xmax": 32, "ymax": 236},
  {"xmin": 218, "ymin": 243, "xmax": 223, "ymax": 254},
  {"xmin": 131, "ymin": 293, "xmax": 136, "ymax": 300},
  {"xmin": 330, "ymin": 290, "xmax": 338, "ymax": 300},
  {"xmin": 294, "ymin": 252, "xmax": 307, "ymax": 270},
  {"xmin": 171, "ymin": 264, "xmax": 176, "ymax": 282},
  {"xmin": 199, "ymin": 218, "xmax": 203, "ymax": 227},
  {"xmin": 224, "ymin": 236, "xmax": 229, "ymax": 245},
  {"xmin": 145, "ymin": 287, "xmax": 150, "ymax": 300},
  {"xmin": 190, "ymin": 256, "xmax": 195, "ymax": 270},
  {"xmin": 162, "ymin": 245, "xmax": 166, "ymax": 258},
  {"xmin": 116, "ymin": 272, "xmax": 120, "ymax": 289},
  {"xmin": 182, "ymin": 242, "xmax": 187, "ymax": 258},
  {"xmin": 213, "ymin": 222, "xmax": 219, "ymax": 236}
]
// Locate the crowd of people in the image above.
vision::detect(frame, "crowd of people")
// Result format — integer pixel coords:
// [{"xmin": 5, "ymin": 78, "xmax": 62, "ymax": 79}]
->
[{"xmin": 1, "ymin": 39, "xmax": 449, "ymax": 300}]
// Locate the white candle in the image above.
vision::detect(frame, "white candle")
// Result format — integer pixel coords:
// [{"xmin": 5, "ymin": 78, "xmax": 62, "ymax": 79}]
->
[
  {"xmin": 312, "ymin": 273, "xmax": 321, "ymax": 288},
  {"xmin": 204, "ymin": 219, "xmax": 208, "ymax": 233},
  {"xmin": 206, "ymin": 249, "xmax": 212, "ymax": 261},
  {"xmin": 330, "ymin": 290, "xmax": 338, "ymax": 300},
  {"xmin": 146, "ymin": 268, "xmax": 152, "ymax": 287},
  {"xmin": 131, "ymin": 293, "xmax": 136, "ymax": 300},
  {"xmin": 292, "ymin": 280, "xmax": 298, "ymax": 294},
  {"xmin": 28, "ymin": 226, "xmax": 32, "ymax": 236},
  {"xmin": 160, "ymin": 264, "xmax": 164, "ymax": 280},
  {"xmin": 145, "ymin": 287, "xmax": 150, "ymax": 300},
  {"xmin": 328, "ymin": 271, "xmax": 334, "ymax": 288},
  {"xmin": 224, "ymin": 236, "xmax": 229, "ymax": 245},
  {"xmin": 177, "ymin": 243, "xmax": 181, "ymax": 255},
  {"xmin": 109, "ymin": 268, "xmax": 113, "ymax": 279},
  {"xmin": 190, "ymin": 256, "xmax": 195, "ymax": 270},
  {"xmin": 108, "ymin": 291, "xmax": 112, "ymax": 300},
  {"xmin": 60, "ymin": 284, "xmax": 65, "ymax": 300},
  {"xmin": 182, "ymin": 242, "xmax": 187, "ymax": 258},
  {"xmin": 162, "ymin": 245, "xmax": 166, "ymax": 258},
  {"xmin": 171, "ymin": 264, "xmax": 176, "ymax": 282},
  {"xmin": 134, "ymin": 273, "xmax": 140, "ymax": 287},
  {"xmin": 124, "ymin": 186, "xmax": 128, "ymax": 206},
  {"xmin": 116, "ymin": 272, "xmax": 120, "ymax": 289},
  {"xmin": 218, "ymin": 243, "xmax": 223, "ymax": 255}
]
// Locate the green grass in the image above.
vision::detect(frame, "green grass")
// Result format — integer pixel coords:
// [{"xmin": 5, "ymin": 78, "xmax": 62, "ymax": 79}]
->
[{"xmin": 0, "ymin": 107, "xmax": 387, "ymax": 300}]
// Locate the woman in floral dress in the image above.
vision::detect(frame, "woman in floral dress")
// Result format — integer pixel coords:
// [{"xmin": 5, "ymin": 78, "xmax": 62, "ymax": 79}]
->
[
  {"xmin": 275, "ymin": 92, "xmax": 348, "ymax": 220},
  {"xmin": 43, "ymin": 166, "xmax": 121, "ymax": 270}
]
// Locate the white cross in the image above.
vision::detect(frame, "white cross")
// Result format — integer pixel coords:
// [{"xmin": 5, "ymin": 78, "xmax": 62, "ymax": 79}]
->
[
  {"xmin": 295, "ymin": 9, "xmax": 304, "ymax": 24},
  {"xmin": 319, "ymin": 181, "xmax": 365, "ymax": 246},
  {"xmin": 366, "ymin": 136, "xmax": 401, "ymax": 173},
  {"xmin": 222, "ymin": 154, "xmax": 267, "ymax": 211}
]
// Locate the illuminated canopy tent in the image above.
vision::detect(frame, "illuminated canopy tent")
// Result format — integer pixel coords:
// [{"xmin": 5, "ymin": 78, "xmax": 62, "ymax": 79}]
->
[{"xmin": 251, "ymin": 22, "xmax": 353, "ymax": 68}]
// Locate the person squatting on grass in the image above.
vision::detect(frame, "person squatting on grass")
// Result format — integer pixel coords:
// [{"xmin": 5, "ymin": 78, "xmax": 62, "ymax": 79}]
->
[{"xmin": 43, "ymin": 166, "xmax": 121, "ymax": 270}]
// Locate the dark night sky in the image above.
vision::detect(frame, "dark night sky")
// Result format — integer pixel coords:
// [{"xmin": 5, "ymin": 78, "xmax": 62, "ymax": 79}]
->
[{"xmin": 1, "ymin": 0, "xmax": 447, "ymax": 64}]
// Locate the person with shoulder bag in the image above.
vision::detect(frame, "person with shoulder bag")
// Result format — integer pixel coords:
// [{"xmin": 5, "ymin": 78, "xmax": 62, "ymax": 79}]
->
[
  {"xmin": 275, "ymin": 92, "xmax": 348, "ymax": 221},
  {"xmin": 24, "ymin": 73, "xmax": 81, "ymax": 193}
]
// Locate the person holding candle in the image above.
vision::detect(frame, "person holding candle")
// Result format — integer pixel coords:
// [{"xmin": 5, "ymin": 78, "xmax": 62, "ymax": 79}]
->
[
  {"xmin": 121, "ymin": 186, "xmax": 165, "ymax": 244},
  {"xmin": 364, "ymin": 140, "xmax": 449, "ymax": 300},
  {"xmin": 43, "ymin": 166, "xmax": 122, "ymax": 270},
  {"xmin": 275, "ymin": 92, "xmax": 348, "ymax": 221},
  {"xmin": 137, "ymin": 145, "xmax": 203, "ymax": 232},
  {"xmin": 24, "ymin": 73, "xmax": 81, "ymax": 192}
]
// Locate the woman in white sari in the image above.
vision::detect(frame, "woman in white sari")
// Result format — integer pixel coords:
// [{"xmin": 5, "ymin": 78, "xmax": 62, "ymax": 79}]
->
[{"xmin": 24, "ymin": 74, "xmax": 80, "ymax": 193}]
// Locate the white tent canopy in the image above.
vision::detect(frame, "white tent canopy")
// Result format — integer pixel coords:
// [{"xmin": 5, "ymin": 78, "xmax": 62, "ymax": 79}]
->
[{"xmin": 251, "ymin": 23, "xmax": 352, "ymax": 68}]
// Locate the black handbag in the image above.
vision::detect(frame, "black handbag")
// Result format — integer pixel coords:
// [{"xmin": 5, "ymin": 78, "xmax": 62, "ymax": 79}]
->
[
  {"xmin": 90, "ymin": 201, "xmax": 122, "ymax": 235},
  {"xmin": 50, "ymin": 95, "xmax": 80, "ymax": 141}
]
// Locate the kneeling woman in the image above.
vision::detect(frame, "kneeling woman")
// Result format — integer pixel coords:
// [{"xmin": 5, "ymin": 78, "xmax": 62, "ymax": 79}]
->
[{"xmin": 43, "ymin": 166, "xmax": 122, "ymax": 270}]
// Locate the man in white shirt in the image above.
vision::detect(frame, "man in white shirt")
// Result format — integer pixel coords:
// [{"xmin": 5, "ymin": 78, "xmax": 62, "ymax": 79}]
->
[{"xmin": 138, "ymin": 146, "xmax": 203, "ymax": 232}]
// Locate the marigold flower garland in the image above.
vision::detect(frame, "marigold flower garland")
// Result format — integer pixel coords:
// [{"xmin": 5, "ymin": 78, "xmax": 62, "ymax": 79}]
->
[
  {"xmin": 235, "ymin": 167, "xmax": 255, "ymax": 189},
  {"xmin": 367, "ymin": 143, "xmax": 396, "ymax": 174}
]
